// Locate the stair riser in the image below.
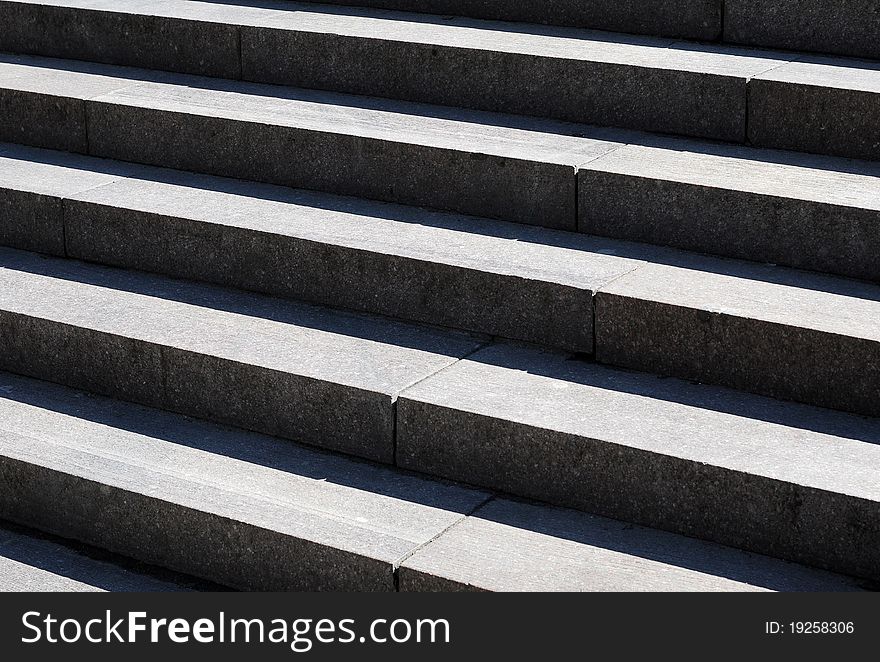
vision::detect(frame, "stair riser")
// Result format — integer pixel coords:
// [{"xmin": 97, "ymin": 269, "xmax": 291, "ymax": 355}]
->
[
  {"xmin": 0, "ymin": 90, "xmax": 577, "ymax": 229},
  {"xmin": 0, "ymin": 189, "xmax": 66, "ymax": 256},
  {"xmin": 2, "ymin": 4, "xmax": 879, "ymax": 162},
  {"xmin": 243, "ymin": 29, "xmax": 746, "ymax": 142},
  {"xmin": 96, "ymin": 102, "xmax": 577, "ymax": 230},
  {"xmin": 0, "ymin": 187, "xmax": 593, "ymax": 352},
  {"xmin": 396, "ymin": 400, "xmax": 880, "ymax": 581},
  {"xmin": 724, "ymin": 0, "xmax": 880, "ymax": 61},
  {"xmin": 595, "ymin": 296, "xmax": 880, "ymax": 418},
  {"xmin": 310, "ymin": 0, "xmax": 723, "ymax": 40},
  {"xmin": 0, "ymin": 457, "xmax": 394, "ymax": 591},
  {"xmin": 578, "ymin": 171, "xmax": 880, "ymax": 282},
  {"xmin": 0, "ymin": 312, "xmax": 396, "ymax": 462},
  {"xmin": 0, "ymin": 4, "xmax": 239, "ymax": 78},
  {"xmin": 749, "ymin": 81, "xmax": 880, "ymax": 163},
  {"xmin": 66, "ymin": 202, "xmax": 593, "ymax": 352}
]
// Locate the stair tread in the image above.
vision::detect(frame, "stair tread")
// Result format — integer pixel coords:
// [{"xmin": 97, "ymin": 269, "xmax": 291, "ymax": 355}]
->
[
  {"xmin": 0, "ymin": 54, "xmax": 617, "ymax": 166},
  {"xmin": 3, "ymin": 144, "xmax": 879, "ymax": 349},
  {"xmin": 400, "ymin": 498, "xmax": 865, "ymax": 592},
  {"xmin": 399, "ymin": 343, "xmax": 880, "ymax": 501},
  {"xmin": 0, "ymin": 247, "xmax": 482, "ymax": 394},
  {"xmin": 0, "ymin": 371, "xmax": 865, "ymax": 592},
  {"xmin": 0, "ymin": 525, "xmax": 186, "ymax": 592},
  {"xmin": 0, "ymin": 371, "xmax": 487, "ymax": 567},
  {"xmin": 0, "ymin": 0, "xmax": 785, "ymax": 75},
  {"xmin": 9, "ymin": 0, "xmax": 880, "ymax": 93}
]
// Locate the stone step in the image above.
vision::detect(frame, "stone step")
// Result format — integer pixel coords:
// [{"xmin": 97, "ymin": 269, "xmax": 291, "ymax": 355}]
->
[
  {"xmin": 1, "ymin": 5, "xmax": 879, "ymax": 158},
  {"xmin": 2, "ymin": 151, "xmax": 880, "ymax": 414},
  {"xmin": 0, "ymin": 372, "xmax": 489, "ymax": 591},
  {"xmin": 0, "ymin": 53, "xmax": 617, "ymax": 230},
  {"xmin": 311, "ymin": 1, "xmax": 880, "ymax": 61},
  {"xmin": 0, "ymin": 247, "xmax": 484, "ymax": 463},
  {"xmin": 397, "ymin": 343, "xmax": 880, "ymax": 581},
  {"xmin": 0, "ymin": 144, "xmax": 637, "ymax": 354},
  {"xmin": 0, "ymin": 524, "xmax": 189, "ymax": 591},
  {"xmin": 0, "ymin": 371, "xmax": 867, "ymax": 591},
  {"xmin": 400, "ymin": 499, "xmax": 868, "ymax": 592},
  {"xmin": 3, "ymin": 77, "xmax": 880, "ymax": 283}
]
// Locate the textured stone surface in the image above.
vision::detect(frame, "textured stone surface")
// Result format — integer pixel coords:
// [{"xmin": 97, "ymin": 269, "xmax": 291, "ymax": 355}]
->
[
  {"xmin": 725, "ymin": 0, "xmax": 880, "ymax": 60},
  {"xmin": 400, "ymin": 499, "xmax": 865, "ymax": 592},
  {"xmin": 750, "ymin": 57, "xmax": 880, "ymax": 161},
  {"xmin": 312, "ymin": 0, "xmax": 723, "ymax": 39},
  {"xmin": 397, "ymin": 342, "xmax": 880, "ymax": 580},
  {"xmin": 0, "ymin": 146, "xmax": 122, "ymax": 255},
  {"xmin": 0, "ymin": 371, "xmax": 488, "ymax": 590},
  {"xmin": 239, "ymin": 12, "xmax": 778, "ymax": 140},
  {"xmin": 578, "ymin": 141, "xmax": 880, "ymax": 281},
  {"xmin": 0, "ymin": 247, "xmax": 483, "ymax": 462},
  {"xmin": 0, "ymin": 2, "xmax": 745, "ymax": 139},
  {"xmin": 0, "ymin": 55, "xmax": 621, "ymax": 229},
  {"xmin": 0, "ymin": 526, "xmax": 186, "ymax": 592},
  {"xmin": 594, "ymin": 250, "xmax": 880, "ymax": 417},
  {"xmin": 0, "ymin": 0, "xmax": 240, "ymax": 77},
  {"xmin": 0, "ymin": 144, "xmax": 644, "ymax": 352}
]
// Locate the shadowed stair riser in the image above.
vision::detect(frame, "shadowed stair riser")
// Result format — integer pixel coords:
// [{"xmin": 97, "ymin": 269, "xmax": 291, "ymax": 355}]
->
[
  {"xmin": 0, "ymin": 371, "xmax": 870, "ymax": 591},
  {"xmin": 1, "ymin": 2, "xmax": 880, "ymax": 158}
]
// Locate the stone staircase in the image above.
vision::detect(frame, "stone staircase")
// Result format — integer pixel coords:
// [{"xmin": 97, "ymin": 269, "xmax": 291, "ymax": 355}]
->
[{"xmin": 0, "ymin": 0, "xmax": 877, "ymax": 591}]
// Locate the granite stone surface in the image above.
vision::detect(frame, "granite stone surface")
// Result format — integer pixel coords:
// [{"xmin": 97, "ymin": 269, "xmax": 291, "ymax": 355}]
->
[
  {"xmin": 397, "ymin": 343, "xmax": 880, "ymax": 580},
  {"xmin": 0, "ymin": 371, "xmax": 488, "ymax": 590}
]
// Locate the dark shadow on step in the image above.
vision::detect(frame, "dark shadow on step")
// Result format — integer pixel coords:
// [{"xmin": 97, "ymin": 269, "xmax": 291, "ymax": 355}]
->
[
  {"xmin": 0, "ymin": 371, "xmax": 484, "ymax": 514},
  {"xmin": 0, "ymin": 520, "xmax": 223, "ymax": 591},
  {"xmin": 0, "ymin": 246, "xmax": 482, "ymax": 354},
  {"xmin": 0, "ymin": 371, "xmax": 867, "ymax": 592},
  {"xmin": 3, "ymin": 142, "xmax": 879, "ymax": 305}
]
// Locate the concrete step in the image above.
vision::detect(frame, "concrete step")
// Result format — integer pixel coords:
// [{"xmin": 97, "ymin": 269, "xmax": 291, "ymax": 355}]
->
[
  {"xmin": 2, "ymin": 151, "xmax": 880, "ymax": 415},
  {"xmin": 0, "ymin": 144, "xmax": 638, "ymax": 353},
  {"xmin": 0, "ymin": 247, "xmax": 485, "ymax": 463},
  {"xmin": 400, "ymin": 499, "xmax": 868, "ymax": 592},
  {"xmin": 0, "ymin": 372, "xmax": 489, "ymax": 591},
  {"xmin": 0, "ymin": 371, "xmax": 867, "ymax": 591},
  {"xmin": 310, "ymin": 1, "xmax": 880, "ymax": 61},
  {"xmin": 3, "ymin": 55, "xmax": 880, "ymax": 279},
  {"xmin": 309, "ymin": 0, "xmax": 724, "ymax": 40},
  {"xmin": 1, "ymin": 5, "xmax": 879, "ymax": 158},
  {"xmin": 0, "ymin": 524, "xmax": 189, "ymax": 591},
  {"xmin": 0, "ymin": 53, "xmax": 617, "ymax": 230},
  {"xmin": 397, "ymin": 343, "xmax": 880, "ymax": 581}
]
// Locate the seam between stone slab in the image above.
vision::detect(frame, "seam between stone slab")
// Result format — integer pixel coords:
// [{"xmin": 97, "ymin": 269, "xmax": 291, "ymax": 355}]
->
[
  {"xmin": 58, "ymin": 178, "xmax": 132, "ymax": 257},
  {"xmin": 392, "ymin": 493, "xmax": 496, "ymax": 589},
  {"xmin": 391, "ymin": 338, "xmax": 494, "ymax": 465}
]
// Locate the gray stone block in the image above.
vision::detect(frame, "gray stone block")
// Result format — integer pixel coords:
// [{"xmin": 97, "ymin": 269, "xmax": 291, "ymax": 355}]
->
[
  {"xmin": 312, "ymin": 0, "xmax": 723, "ymax": 39},
  {"xmin": 84, "ymin": 77, "xmax": 613, "ymax": 229},
  {"xmin": 0, "ymin": 371, "xmax": 488, "ymax": 590},
  {"xmin": 0, "ymin": 145, "xmax": 123, "ymax": 256},
  {"xmin": 241, "ymin": 21, "xmax": 764, "ymax": 140},
  {"xmin": 64, "ymin": 183, "xmax": 618, "ymax": 353},
  {"xmin": 725, "ymin": 0, "xmax": 880, "ymax": 60},
  {"xmin": 400, "ymin": 498, "xmax": 866, "ymax": 592},
  {"xmin": 750, "ymin": 58, "xmax": 880, "ymax": 161},
  {"xmin": 0, "ymin": 144, "xmax": 642, "ymax": 352},
  {"xmin": 0, "ymin": 54, "xmax": 136, "ymax": 152},
  {"xmin": 397, "ymin": 343, "xmax": 880, "ymax": 580},
  {"xmin": 0, "ymin": 526, "xmax": 187, "ymax": 592},
  {"xmin": 0, "ymin": 247, "xmax": 483, "ymax": 463},
  {"xmin": 578, "ymin": 141, "xmax": 880, "ymax": 281},
  {"xmin": 0, "ymin": 0, "xmax": 240, "ymax": 78},
  {"xmin": 594, "ymin": 251, "xmax": 880, "ymax": 417}
]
